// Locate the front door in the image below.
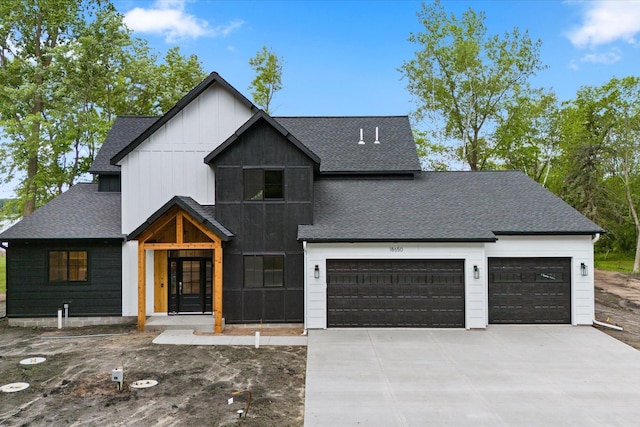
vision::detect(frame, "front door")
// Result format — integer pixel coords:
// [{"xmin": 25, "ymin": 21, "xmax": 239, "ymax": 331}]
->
[{"xmin": 168, "ymin": 257, "xmax": 212, "ymax": 313}]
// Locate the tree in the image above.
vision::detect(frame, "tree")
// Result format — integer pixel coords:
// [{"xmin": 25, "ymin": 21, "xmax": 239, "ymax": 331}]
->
[
  {"xmin": 598, "ymin": 77, "xmax": 640, "ymax": 272},
  {"xmin": 248, "ymin": 46, "xmax": 283, "ymax": 114},
  {"xmin": 0, "ymin": 0, "xmax": 206, "ymax": 218},
  {"xmin": 400, "ymin": 1, "xmax": 546, "ymax": 171},
  {"xmin": 494, "ymin": 91, "xmax": 561, "ymax": 186}
]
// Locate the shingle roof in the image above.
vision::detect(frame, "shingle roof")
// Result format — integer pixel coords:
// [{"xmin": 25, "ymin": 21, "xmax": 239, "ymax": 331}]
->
[
  {"xmin": 274, "ymin": 116, "xmax": 421, "ymax": 174},
  {"xmin": 298, "ymin": 171, "xmax": 604, "ymax": 242},
  {"xmin": 127, "ymin": 196, "xmax": 234, "ymax": 241},
  {"xmin": 0, "ymin": 184, "xmax": 122, "ymax": 240},
  {"xmin": 89, "ymin": 116, "xmax": 159, "ymax": 174}
]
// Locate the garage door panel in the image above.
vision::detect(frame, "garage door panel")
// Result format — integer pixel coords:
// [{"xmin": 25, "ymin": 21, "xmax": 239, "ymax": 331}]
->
[
  {"xmin": 489, "ymin": 258, "xmax": 571, "ymax": 324},
  {"xmin": 327, "ymin": 259, "xmax": 465, "ymax": 328}
]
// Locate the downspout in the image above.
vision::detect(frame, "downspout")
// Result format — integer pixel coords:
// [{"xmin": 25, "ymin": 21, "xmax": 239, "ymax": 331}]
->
[
  {"xmin": 592, "ymin": 233, "xmax": 601, "ymax": 244},
  {"xmin": 302, "ymin": 240, "xmax": 308, "ymax": 335}
]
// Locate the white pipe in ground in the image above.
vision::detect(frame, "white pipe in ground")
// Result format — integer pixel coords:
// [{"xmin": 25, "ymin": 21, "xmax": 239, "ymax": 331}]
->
[
  {"xmin": 57, "ymin": 309, "xmax": 62, "ymax": 329},
  {"xmin": 255, "ymin": 331, "xmax": 260, "ymax": 349},
  {"xmin": 594, "ymin": 319, "xmax": 623, "ymax": 331}
]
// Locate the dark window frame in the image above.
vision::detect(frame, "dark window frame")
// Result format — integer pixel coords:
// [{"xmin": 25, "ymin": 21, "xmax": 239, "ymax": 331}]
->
[
  {"xmin": 243, "ymin": 168, "xmax": 284, "ymax": 201},
  {"xmin": 243, "ymin": 254, "xmax": 285, "ymax": 288},
  {"xmin": 48, "ymin": 250, "xmax": 89, "ymax": 283}
]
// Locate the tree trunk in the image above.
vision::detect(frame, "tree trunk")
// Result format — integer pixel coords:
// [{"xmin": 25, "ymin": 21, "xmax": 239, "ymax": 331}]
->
[{"xmin": 623, "ymin": 162, "xmax": 640, "ymax": 274}]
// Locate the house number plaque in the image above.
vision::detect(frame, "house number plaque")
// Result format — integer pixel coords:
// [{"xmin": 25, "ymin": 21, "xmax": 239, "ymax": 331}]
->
[{"xmin": 390, "ymin": 246, "xmax": 403, "ymax": 252}]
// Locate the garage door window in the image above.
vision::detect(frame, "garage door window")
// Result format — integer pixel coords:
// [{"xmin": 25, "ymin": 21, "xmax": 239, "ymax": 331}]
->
[{"xmin": 244, "ymin": 255, "xmax": 284, "ymax": 288}]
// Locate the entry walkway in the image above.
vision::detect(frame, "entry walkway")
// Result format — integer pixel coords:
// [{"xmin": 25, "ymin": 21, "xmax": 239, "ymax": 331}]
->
[
  {"xmin": 304, "ymin": 326, "xmax": 640, "ymax": 426},
  {"xmin": 153, "ymin": 329, "xmax": 307, "ymax": 346}
]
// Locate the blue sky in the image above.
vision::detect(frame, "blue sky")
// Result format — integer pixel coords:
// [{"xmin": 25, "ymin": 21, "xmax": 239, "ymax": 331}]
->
[
  {"xmin": 2, "ymin": 0, "xmax": 640, "ymax": 199},
  {"xmin": 115, "ymin": 0, "xmax": 640, "ymax": 117}
]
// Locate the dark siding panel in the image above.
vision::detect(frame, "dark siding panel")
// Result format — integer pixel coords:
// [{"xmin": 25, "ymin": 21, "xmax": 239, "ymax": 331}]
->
[
  {"xmin": 6, "ymin": 240, "xmax": 122, "ymax": 317},
  {"xmin": 285, "ymin": 289, "xmax": 304, "ymax": 321},
  {"xmin": 265, "ymin": 204, "xmax": 286, "ymax": 251},
  {"xmin": 223, "ymin": 290, "xmax": 242, "ymax": 321},
  {"xmin": 214, "ymin": 119, "xmax": 315, "ymax": 323},
  {"xmin": 286, "ymin": 167, "xmax": 313, "ymax": 201},
  {"xmin": 98, "ymin": 175, "xmax": 121, "ymax": 192},
  {"xmin": 264, "ymin": 291, "xmax": 285, "ymax": 321},
  {"xmin": 215, "ymin": 166, "xmax": 242, "ymax": 202}
]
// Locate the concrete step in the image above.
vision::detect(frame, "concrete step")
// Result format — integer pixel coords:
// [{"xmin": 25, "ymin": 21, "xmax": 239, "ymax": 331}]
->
[{"xmin": 144, "ymin": 315, "xmax": 215, "ymax": 333}]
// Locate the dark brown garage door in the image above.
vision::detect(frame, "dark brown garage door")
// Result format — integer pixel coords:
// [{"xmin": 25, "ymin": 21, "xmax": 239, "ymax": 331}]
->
[
  {"xmin": 326, "ymin": 259, "xmax": 465, "ymax": 328},
  {"xmin": 489, "ymin": 258, "xmax": 571, "ymax": 324}
]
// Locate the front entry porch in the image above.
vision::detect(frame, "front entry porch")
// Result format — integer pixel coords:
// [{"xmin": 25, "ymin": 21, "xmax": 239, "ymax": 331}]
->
[{"xmin": 127, "ymin": 196, "xmax": 235, "ymax": 333}]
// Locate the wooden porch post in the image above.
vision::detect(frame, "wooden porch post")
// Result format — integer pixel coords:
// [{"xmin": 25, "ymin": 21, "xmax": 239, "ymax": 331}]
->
[
  {"xmin": 214, "ymin": 244, "xmax": 223, "ymax": 334},
  {"xmin": 137, "ymin": 242, "xmax": 146, "ymax": 332}
]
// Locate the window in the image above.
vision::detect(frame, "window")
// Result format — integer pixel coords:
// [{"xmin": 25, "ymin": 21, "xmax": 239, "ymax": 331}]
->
[
  {"xmin": 244, "ymin": 169, "xmax": 284, "ymax": 200},
  {"xmin": 49, "ymin": 251, "xmax": 88, "ymax": 282},
  {"xmin": 244, "ymin": 255, "xmax": 284, "ymax": 287}
]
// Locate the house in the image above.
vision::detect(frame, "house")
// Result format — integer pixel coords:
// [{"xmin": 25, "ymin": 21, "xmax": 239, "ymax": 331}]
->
[{"xmin": 0, "ymin": 72, "xmax": 603, "ymax": 332}]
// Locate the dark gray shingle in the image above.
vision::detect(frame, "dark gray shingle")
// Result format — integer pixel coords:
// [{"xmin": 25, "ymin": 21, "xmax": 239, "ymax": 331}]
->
[
  {"xmin": 298, "ymin": 171, "xmax": 603, "ymax": 242},
  {"xmin": 274, "ymin": 116, "xmax": 420, "ymax": 173},
  {"xmin": 89, "ymin": 116, "xmax": 159, "ymax": 174},
  {"xmin": 0, "ymin": 184, "xmax": 122, "ymax": 240}
]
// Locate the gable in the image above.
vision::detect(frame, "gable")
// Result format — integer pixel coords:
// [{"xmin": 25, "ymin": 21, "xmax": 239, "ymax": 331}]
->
[
  {"xmin": 205, "ymin": 111, "xmax": 320, "ymax": 166},
  {"xmin": 111, "ymin": 72, "xmax": 258, "ymax": 165}
]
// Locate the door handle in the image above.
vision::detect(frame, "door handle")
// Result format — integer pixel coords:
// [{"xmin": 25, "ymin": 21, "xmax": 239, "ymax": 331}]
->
[{"xmin": 179, "ymin": 282, "xmax": 183, "ymax": 295}]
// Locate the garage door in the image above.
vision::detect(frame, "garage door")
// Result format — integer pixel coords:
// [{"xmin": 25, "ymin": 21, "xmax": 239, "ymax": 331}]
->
[
  {"xmin": 489, "ymin": 258, "xmax": 571, "ymax": 324},
  {"xmin": 326, "ymin": 259, "xmax": 465, "ymax": 328}
]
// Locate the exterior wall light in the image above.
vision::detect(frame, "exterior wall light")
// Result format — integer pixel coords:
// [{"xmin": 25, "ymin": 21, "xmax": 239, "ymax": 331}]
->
[
  {"xmin": 581, "ymin": 262, "xmax": 588, "ymax": 276},
  {"xmin": 314, "ymin": 265, "xmax": 320, "ymax": 279},
  {"xmin": 473, "ymin": 265, "xmax": 480, "ymax": 280}
]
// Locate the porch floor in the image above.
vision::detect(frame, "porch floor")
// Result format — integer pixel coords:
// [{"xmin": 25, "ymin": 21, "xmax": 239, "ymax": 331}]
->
[{"xmin": 145, "ymin": 315, "xmax": 215, "ymax": 333}]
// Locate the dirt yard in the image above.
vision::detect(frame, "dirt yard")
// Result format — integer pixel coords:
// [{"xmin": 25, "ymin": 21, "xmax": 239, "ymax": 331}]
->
[
  {"xmin": 0, "ymin": 324, "xmax": 306, "ymax": 426},
  {"xmin": 1, "ymin": 269, "xmax": 640, "ymax": 426},
  {"xmin": 594, "ymin": 269, "xmax": 640, "ymax": 350}
]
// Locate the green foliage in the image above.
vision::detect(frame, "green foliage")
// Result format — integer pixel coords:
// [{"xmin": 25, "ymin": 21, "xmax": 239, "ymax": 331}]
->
[
  {"xmin": 595, "ymin": 251, "xmax": 635, "ymax": 274},
  {"xmin": 248, "ymin": 46, "xmax": 284, "ymax": 114},
  {"xmin": 0, "ymin": 0, "xmax": 206, "ymax": 219},
  {"xmin": 553, "ymin": 77, "xmax": 640, "ymax": 272},
  {"xmin": 401, "ymin": 0, "xmax": 546, "ymax": 171}
]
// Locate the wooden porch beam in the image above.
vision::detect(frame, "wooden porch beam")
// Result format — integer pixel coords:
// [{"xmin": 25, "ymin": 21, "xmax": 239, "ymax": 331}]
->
[
  {"xmin": 143, "ymin": 243, "xmax": 217, "ymax": 250},
  {"xmin": 137, "ymin": 242, "xmax": 146, "ymax": 332},
  {"xmin": 214, "ymin": 243, "xmax": 223, "ymax": 334},
  {"xmin": 176, "ymin": 213, "xmax": 184, "ymax": 244}
]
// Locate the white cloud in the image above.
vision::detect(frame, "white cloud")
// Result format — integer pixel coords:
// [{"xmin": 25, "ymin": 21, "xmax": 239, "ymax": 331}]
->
[
  {"xmin": 567, "ymin": 0, "xmax": 640, "ymax": 48},
  {"xmin": 123, "ymin": 0, "xmax": 244, "ymax": 43},
  {"xmin": 580, "ymin": 48, "xmax": 622, "ymax": 64}
]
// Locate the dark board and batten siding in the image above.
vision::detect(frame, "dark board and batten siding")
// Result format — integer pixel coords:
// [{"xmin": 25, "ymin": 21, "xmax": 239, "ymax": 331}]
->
[
  {"xmin": 213, "ymin": 120, "xmax": 315, "ymax": 323},
  {"xmin": 6, "ymin": 240, "xmax": 122, "ymax": 317},
  {"xmin": 488, "ymin": 257, "xmax": 571, "ymax": 324},
  {"xmin": 326, "ymin": 259, "xmax": 465, "ymax": 328}
]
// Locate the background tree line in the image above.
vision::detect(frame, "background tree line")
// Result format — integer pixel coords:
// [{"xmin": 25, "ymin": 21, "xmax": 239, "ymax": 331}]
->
[{"xmin": 402, "ymin": 1, "xmax": 640, "ymax": 271}]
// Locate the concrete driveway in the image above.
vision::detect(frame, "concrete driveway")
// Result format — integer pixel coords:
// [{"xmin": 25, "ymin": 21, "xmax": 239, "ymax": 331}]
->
[{"xmin": 304, "ymin": 326, "xmax": 640, "ymax": 426}]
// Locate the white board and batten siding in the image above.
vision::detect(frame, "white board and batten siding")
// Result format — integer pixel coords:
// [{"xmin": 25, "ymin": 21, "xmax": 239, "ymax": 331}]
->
[
  {"xmin": 119, "ymin": 83, "xmax": 254, "ymax": 234},
  {"xmin": 119, "ymin": 84, "xmax": 254, "ymax": 314},
  {"xmin": 304, "ymin": 236, "xmax": 596, "ymax": 330}
]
